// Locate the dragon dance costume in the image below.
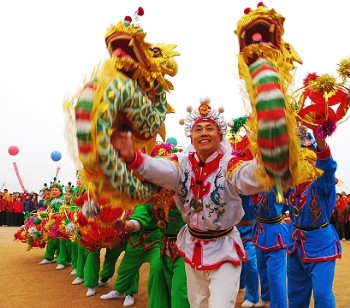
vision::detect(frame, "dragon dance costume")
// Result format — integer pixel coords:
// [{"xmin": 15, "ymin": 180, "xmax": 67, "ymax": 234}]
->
[
  {"xmin": 112, "ymin": 203, "xmax": 168, "ymax": 308},
  {"xmin": 127, "ymin": 145, "xmax": 264, "ymax": 306},
  {"xmin": 249, "ymin": 190, "xmax": 289, "ymax": 307},
  {"xmin": 124, "ymin": 96, "xmax": 277, "ymax": 307},
  {"xmin": 237, "ymin": 195, "xmax": 261, "ymax": 307},
  {"xmin": 67, "ymin": 7, "xmax": 179, "ymax": 212},
  {"xmin": 40, "ymin": 180, "xmax": 67, "ymax": 266},
  {"xmin": 69, "ymin": 182, "xmax": 84, "ymax": 276},
  {"xmin": 233, "ymin": 3, "xmax": 349, "ymax": 307},
  {"xmin": 158, "ymin": 204, "xmax": 190, "ymax": 308},
  {"xmin": 286, "ymin": 144, "xmax": 342, "ymax": 308}
]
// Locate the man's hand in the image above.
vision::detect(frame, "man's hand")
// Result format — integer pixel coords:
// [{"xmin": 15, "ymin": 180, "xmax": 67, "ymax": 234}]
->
[
  {"xmin": 313, "ymin": 130, "xmax": 326, "ymax": 151},
  {"xmin": 124, "ymin": 220, "xmax": 136, "ymax": 232},
  {"xmin": 110, "ymin": 131, "xmax": 135, "ymax": 163}
]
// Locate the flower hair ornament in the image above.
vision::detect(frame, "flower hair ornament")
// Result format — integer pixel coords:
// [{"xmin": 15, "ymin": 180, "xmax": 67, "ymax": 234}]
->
[{"xmin": 179, "ymin": 97, "xmax": 227, "ymax": 137}]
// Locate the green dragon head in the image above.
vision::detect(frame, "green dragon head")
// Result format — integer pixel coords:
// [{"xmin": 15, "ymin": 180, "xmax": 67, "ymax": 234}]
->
[{"xmin": 104, "ymin": 8, "xmax": 179, "ymax": 96}]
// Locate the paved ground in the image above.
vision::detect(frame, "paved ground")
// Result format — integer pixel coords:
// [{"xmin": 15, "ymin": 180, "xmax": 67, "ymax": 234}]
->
[{"xmin": 1, "ymin": 226, "xmax": 349, "ymax": 307}]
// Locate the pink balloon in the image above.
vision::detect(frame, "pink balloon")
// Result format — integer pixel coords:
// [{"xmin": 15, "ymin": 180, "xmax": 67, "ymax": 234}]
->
[{"xmin": 8, "ymin": 145, "xmax": 19, "ymax": 156}]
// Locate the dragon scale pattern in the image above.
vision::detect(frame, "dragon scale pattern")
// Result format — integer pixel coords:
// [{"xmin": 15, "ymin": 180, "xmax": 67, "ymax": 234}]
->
[{"xmin": 75, "ymin": 69, "xmax": 168, "ymax": 205}]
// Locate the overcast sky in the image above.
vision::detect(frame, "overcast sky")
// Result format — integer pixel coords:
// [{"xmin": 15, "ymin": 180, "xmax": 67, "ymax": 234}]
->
[{"xmin": 1, "ymin": 0, "xmax": 349, "ymax": 193}]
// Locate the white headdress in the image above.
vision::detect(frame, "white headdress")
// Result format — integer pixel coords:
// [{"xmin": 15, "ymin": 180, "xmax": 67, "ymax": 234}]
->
[{"xmin": 179, "ymin": 97, "xmax": 227, "ymax": 137}]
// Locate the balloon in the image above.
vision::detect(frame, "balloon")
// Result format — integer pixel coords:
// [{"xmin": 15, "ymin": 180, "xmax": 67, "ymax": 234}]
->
[
  {"xmin": 166, "ymin": 137, "xmax": 178, "ymax": 146},
  {"xmin": 51, "ymin": 151, "xmax": 62, "ymax": 162},
  {"xmin": 8, "ymin": 145, "xmax": 19, "ymax": 156}
]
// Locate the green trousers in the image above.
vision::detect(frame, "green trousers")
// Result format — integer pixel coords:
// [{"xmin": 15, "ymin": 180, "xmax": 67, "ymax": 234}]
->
[
  {"xmin": 83, "ymin": 249, "xmax": 101, "ymax": 288},
  {"xmin": 100, "ymin": 245, "xmax": 139, "ymax": 295},
  {"xmin": 44, "ymin": 238, "xmax": 59, "ymax": 260},
  {"xmin": 99, "ymin": 245, "xmax": 125, "ymax": 280},
  {"xmin": 74, "ymin": 245, "xmax": 138, "ymax": 291},
  {"xmin": 162, "ymin": 254, "xmax": 190, "ymax": 308},
  {"xmin": 70, "ymin": 241, "xmax": 78, "ymax": 269},
  {"xmin": 75, "ymin": 245, "xmax": 88, "ymax": 279},
  {"xmin": 56, "ymin": 239, "xmax": 72, "ymax": 265},
  {"xmin": 115, "ymin": 243, "xmax": 168, "ymax": 308}
]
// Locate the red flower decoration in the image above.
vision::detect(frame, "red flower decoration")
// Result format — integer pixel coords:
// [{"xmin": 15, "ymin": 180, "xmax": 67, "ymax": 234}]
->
[{"xmin": 303, "ymin": 73, "xmax": 318, "ymax": 86}]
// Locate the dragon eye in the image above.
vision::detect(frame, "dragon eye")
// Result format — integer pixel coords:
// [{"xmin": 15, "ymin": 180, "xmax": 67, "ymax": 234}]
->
[{"xmin": 149, "ymin": 47, "xmax": 162, "ymax": 58}]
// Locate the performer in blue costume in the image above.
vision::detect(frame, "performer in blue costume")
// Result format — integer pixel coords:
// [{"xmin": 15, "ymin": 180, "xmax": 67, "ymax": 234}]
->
[
  {"xmin": 249, "ymin": 189, "xmax": 289, "ymax": 308},
  {"xmin": 237, "ymin": 194, "xmax": 264, "ymax": 308},
  {"xmin": 286, "ymin": 129, "xmax": 342, "ymax": 308}
]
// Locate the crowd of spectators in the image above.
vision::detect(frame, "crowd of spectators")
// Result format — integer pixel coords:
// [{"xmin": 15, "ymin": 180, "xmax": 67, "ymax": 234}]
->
[
  {"xmin": 0, "ymin": 189, "xmax": 41, "ymax": 227},
  {"xmin": 2, "ymin": 188, "xmax": 350, "ymax": 240},
  {"xmin": 332, "ymin": 191, "xmax": 350, "ymax": 240}
]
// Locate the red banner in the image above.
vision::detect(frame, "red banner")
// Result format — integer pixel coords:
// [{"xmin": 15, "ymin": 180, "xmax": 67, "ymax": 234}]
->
[
  {"xmin": 12, "ymin": 162, "xmax": 26, "ymax": 192},
  {"xmin": 55, "ymin": 166, "xmax": 61, "ymax": 177}
]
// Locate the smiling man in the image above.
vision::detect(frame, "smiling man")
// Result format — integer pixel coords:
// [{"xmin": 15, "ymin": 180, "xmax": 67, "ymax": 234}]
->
[
  {"xmin": 190, "ymin": 121, "xmax": 223, "ymax": 163},
  {"xmin": 111, "ymin": 97, "xmax": 272, "ymax": 307}
]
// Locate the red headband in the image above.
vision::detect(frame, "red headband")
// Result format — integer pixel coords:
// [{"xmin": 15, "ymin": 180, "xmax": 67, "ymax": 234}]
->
[{"xmin": 192, "ymin": 119, "xmax": 220, "ymax": 132}]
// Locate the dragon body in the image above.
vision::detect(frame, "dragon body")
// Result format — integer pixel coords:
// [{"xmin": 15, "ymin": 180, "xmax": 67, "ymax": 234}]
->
[
  {"xmin": 234, "ymin": 3, "xmax": 350, "ymax": 198},
  {"xmin": 66, "ymin": 10, "xmax": 179, "ymax": 209},
  {"xmin": 235, "ymin": 2, "xmax": 304, "ymax": 200}
]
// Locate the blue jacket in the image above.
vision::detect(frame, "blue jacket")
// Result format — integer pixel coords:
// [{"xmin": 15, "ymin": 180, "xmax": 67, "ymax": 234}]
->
[
  {"xmin": 249, "ymin": 189, "xmax": 289, "ymax": 251},
  {"xmin": 286, "ymin": 146, "xmax": 342, "ymax": 262}
]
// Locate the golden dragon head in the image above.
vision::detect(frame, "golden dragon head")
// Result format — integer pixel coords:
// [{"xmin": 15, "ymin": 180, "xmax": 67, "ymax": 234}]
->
[
  {"xmin": 234, "ymin": 2, "xmax": 302, "ymax": 70},
  {"xmin": 104, "ymin": 7, "xmax": 179, "ymax": 94}
]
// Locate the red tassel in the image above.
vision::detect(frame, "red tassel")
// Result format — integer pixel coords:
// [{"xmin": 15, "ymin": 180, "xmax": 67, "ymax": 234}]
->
[{"xmin": 192, "ymin": 241, "xmax": 203, "ymax": 268}]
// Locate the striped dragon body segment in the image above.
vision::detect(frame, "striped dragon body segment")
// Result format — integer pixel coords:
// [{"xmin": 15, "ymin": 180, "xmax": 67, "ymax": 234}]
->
[
  {"xmin": 75, "ymin": 81, "xmax": 96, "ymax": 155},
  {"xmin": 74, "ymin": 63, "xmax": 170, "ymax": 207},
  {"xmin": 250, "ymin": 58, "xmax": 291, "ymax": 197},
  {"xmin": 234, "ymin": 3, "xmax": 305, "ymax": 200}
]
